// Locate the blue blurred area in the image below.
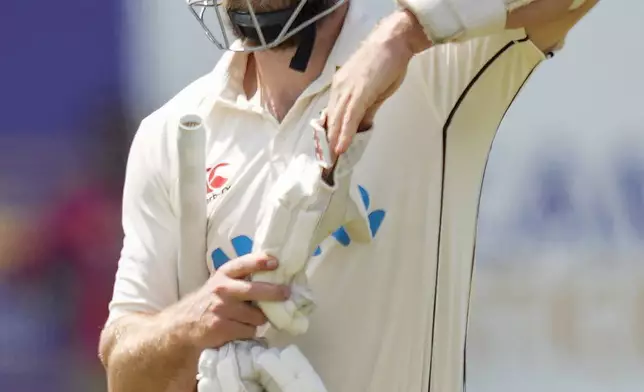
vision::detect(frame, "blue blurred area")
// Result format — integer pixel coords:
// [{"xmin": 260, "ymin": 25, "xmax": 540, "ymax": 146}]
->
[
  {"xmin": 0, "ymin": 0, "xmax": 124, "ymax": 209},
  {"xmin": 0, "ymin": 1, "xmax": 121, "ymax": 135},
  {"xmin": 481, "ymin": 135, "xmax": 644, "ymax": 250},
  {"xmin": 617, "ymin": 159, "xmax": 644, "ymax": 238}
]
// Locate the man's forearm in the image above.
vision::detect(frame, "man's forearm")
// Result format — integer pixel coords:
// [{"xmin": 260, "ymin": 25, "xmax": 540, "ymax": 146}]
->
[
  {"xmin": 525, "ymin": 0, "xmax": 598, "ymax": 52},
  {"xmin": 100, "ymin": 313, "xmax": 199, "ymax": 392},
  {"xmin": 507, "ymin": 0, "xmax": 581, "ymax": 29}
]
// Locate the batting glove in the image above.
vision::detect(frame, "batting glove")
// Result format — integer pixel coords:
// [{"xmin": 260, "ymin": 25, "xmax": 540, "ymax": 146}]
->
[
  {"xmin": 198, "ymin": 340, "xmax": 266, "ymax": 392},
  {"xmin": 198, "ymin": 341, "xmax": 327, "ymax": 392},
  {"xmin": 251, "ymin": 123, "xmax": 372, "ymax": 335}
]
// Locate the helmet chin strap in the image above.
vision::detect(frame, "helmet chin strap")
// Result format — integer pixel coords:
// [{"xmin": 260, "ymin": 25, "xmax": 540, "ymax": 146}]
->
[
  {"xmin": 228, "ymin": 4, "xmax": 320, "ymax": 72},
  {"xmin": 288, "ymin": 24, "xmax": 316, "ymax": 72}
]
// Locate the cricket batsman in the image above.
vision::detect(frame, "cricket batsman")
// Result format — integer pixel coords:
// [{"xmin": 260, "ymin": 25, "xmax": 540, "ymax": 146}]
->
[{"xmin": 99, "ymin": 0, "xmax": 599, "ymax": 391}]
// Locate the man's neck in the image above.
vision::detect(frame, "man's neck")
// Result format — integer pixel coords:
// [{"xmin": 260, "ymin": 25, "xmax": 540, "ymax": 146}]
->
[{"xmin": 243, "ymin": 3, "xmax": 349, "ymax": 122}]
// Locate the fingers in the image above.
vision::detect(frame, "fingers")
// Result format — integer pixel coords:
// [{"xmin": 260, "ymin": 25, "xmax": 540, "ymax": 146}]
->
[
  {"xmin": 325, "ymin": 84, "xmax": 374, "ymax": 156},
  {"xmin": 217, "ymin": 279, "xmax": 291, "ymax": 303},
  {"xmin": 218, "ymin": 252, "xmax": 278, "ymax": 279},
  {"xmin": 220, "ymin": 302, "xmax": 268, "ymax": 327},
  {"xmin": 337, "ymin": 98, "xmax": 369, "ymax": 154},
  {"xmin": 326, "ymin": 92, "xmax": 351, "ymax": 156}
]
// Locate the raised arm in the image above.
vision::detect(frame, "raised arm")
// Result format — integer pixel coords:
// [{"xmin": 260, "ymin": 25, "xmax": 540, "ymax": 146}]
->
[
  {"xmin": 412, "ymin": 0, "xmax": 599, "ymax": 125},
  {"xmin": 323, "ymin": 0, "xmax": 600, "ymax": 155},
  {"xmin": 522, "ymin": 0, "xmax": 599, "ymax": 52}
]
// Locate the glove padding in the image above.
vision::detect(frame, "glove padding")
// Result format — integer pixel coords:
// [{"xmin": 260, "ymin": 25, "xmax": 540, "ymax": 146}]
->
[
  {"xmin": 197, "ymin": 341, "xmax": 327, "ymax": 392},
  {"xmin": 251, "ymin": 125, "xmax": 373, "ymax": 335}
]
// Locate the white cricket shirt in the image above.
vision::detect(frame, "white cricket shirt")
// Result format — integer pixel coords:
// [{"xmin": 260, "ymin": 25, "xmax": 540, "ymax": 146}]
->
[{"xmin": 108, "ymin": 1, "xmax": 546, "ymax": 391}]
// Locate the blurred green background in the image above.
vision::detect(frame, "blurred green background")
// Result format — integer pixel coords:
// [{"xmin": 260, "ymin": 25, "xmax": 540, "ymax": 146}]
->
[{"xmin": 0, "ymin": 1, "xmax": 642, "ymax": 391}]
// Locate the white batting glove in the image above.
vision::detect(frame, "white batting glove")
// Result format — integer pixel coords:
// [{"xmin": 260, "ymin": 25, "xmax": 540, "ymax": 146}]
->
[
  {"xmin": 198, "ymin": 341, "xmax": 266, "ymax": 392},
  {"xmin": 257, "ymin": 345, "xmax": 328, "ymax": 392},
  {"xmin": 198, "ymin": 341, "xmax": 327, "ymax": 392},
  {"xmin": 251, "ymin": 123, "xmax": 372, "ymax": 335}
]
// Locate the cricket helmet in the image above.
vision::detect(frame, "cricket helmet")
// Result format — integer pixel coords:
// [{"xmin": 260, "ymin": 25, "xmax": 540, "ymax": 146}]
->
[{"xmin": 186, "ymin": 0, "xmax": 347, "ymax": 71}]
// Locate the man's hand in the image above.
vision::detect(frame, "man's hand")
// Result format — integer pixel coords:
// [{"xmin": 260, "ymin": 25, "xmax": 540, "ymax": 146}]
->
[
  {"xmin": 100, "ymin": 253, "xmax": 290, "ymax": 392},
  {"xmin": 325, "ymin": 10, "xmax": 428, "ymax": 156},
  {"xmin": 175, "ymin": 252, "xmax": 292, "ymax": 350}
]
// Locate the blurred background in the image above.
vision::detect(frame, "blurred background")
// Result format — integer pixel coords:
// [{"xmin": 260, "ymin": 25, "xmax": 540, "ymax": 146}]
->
[{"xmin": 0, "ymin": 1, "xmax": 641, "ymax": 391}]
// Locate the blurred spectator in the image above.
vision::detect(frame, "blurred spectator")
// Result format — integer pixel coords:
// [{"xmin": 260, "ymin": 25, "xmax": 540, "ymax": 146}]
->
[{"xmin": 2, "ymin": 103, "xmax": 130, "ymax": 391}]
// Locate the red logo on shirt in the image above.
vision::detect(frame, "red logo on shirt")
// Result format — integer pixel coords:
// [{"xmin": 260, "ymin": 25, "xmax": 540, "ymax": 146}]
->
[
  {"xmin": 206, "ymin": 163, "xmax": 234, "ymax": 204},
  {"xmin": 207, "ymin": 163, "xmax": 230, "ymax": 193}
]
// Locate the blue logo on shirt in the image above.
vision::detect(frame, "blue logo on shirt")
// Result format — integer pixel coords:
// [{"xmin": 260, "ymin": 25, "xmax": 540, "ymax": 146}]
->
[{"xmin": 211, "ymin": 185, "xmax": 386, "ymax": 269}]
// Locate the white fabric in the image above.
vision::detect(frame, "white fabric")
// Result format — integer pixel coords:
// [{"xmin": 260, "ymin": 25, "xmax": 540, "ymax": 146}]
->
[{"xmin": 108, "ymin": 1, "xmax": 549, "ymax": 390}]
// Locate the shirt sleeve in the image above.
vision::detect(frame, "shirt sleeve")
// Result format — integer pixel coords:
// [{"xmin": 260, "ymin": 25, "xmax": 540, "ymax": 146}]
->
[
  {"xmin": 106, "ymin": 117, "xmax": 179, "ymax": 325},
  {"xmin": 413, "ymin": 29, "xmax": 547, "ymax": 124}
]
